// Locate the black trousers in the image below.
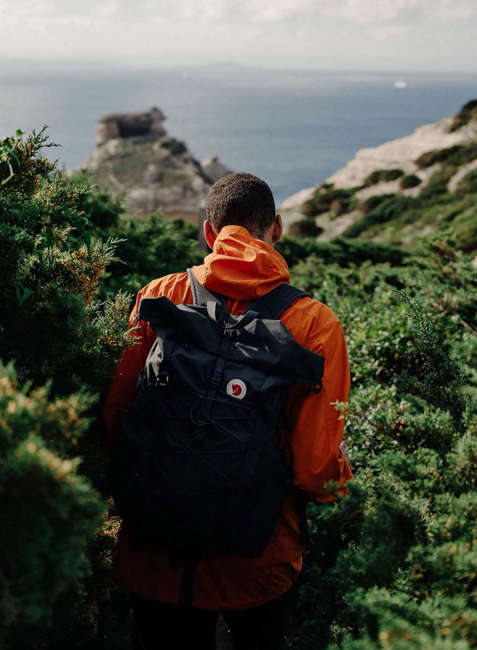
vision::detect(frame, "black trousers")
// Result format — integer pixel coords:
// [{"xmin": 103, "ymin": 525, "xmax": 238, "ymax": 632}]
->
[{"xmin": 131, "ymin": 588, "xmax": 296, "ymax": 650}]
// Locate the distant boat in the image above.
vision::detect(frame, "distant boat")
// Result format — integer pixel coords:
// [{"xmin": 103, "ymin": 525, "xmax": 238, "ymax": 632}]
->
[{"xmin": 394, "ymin": 80, "xmax": 407, "ymax": 89}]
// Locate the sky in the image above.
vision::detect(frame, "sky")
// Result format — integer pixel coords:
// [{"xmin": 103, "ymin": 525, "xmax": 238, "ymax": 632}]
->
[{"xmin": 1, "ymin": 0, "xmax": 477, "ymax": 71}]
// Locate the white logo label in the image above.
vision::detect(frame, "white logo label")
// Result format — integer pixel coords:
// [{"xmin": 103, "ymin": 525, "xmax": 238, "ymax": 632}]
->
[{"xmin": 226, "ymin": 379, "xmax": 247, "ymax": 400}]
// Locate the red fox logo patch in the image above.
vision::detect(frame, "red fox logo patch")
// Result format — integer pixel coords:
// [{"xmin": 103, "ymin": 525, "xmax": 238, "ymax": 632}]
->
[{"xmin": 226, "ymin": 379, "xmax": 247, "ymax": 400}]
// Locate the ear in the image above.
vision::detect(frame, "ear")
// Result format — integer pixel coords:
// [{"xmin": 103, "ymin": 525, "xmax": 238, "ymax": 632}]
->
[
  {"xmin": 204, "ymin": 220, "xmax": 217, "ymax": 249},
  {"xmin": 272, "ymin": 214, "xmax": 283, "ymax": 243}
]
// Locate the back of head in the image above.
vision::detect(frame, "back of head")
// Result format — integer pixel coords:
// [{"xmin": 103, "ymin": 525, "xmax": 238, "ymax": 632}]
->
[{"xmin": 206, "ymin": 172, "xmax": 276, "ymax": 239}]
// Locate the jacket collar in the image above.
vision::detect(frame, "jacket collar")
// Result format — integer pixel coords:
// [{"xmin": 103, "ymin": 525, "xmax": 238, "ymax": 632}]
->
[{"xmin": 192, "ymin": 225, "xmax": 290, "ymax": 302}]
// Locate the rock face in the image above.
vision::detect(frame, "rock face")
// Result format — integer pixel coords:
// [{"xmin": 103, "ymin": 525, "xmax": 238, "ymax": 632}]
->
[
  {"xmin": 82, "ymin": 108, "xmax": 231, "ymax": 221},
  {"xmin": 326, "ymin": 116, "xmax": 477, "ymax": 189}
]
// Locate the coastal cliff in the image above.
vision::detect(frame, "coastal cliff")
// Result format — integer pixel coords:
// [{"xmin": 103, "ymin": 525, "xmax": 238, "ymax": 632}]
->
[
  {"xmin": 81, "ymin": 108, "xmax": 230, "ymax": 221},
  {"xmin": 281, "ymin": 100, "xmax": 477, "ymax": 251}
]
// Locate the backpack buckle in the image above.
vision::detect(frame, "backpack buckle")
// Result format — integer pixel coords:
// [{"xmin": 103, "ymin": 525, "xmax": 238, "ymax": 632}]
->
[
  {"xmin": 155, "ymin": 371, "xmax": 169, "ymax": 387},
  {"xmin": 224, "ymin": 326, "xmax": 240, "ymax": 340}
]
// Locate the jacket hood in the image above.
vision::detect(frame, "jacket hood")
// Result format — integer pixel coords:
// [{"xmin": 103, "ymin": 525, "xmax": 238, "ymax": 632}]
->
[{"xmin": 193, "ymin": 225, "xmax": 290, "ymax": 302}]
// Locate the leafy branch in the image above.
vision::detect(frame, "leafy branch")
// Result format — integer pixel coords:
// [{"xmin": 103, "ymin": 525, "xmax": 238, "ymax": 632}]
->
[{"xmin": 0, "ymin": 129, "xmax": 23, "ymax": 185}]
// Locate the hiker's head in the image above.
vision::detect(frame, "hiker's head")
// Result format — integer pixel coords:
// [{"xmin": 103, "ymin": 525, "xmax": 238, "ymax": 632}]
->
[{"xmin": 205, "ymin": 172, "xmax": 283, "ymax": 248}]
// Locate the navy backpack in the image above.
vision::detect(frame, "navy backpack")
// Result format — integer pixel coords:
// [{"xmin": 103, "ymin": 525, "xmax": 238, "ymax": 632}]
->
[{"xmin": 110, "ymin": 270, "xmax": 324, "ymax": 599}]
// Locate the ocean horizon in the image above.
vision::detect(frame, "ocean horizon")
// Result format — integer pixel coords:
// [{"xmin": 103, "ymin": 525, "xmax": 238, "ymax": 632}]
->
[{"xmin": 1, "ymin": 63, "xmax": 476, "ymax": 204}]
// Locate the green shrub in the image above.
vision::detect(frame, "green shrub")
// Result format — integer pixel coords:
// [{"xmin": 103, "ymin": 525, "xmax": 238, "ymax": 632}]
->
[
  {"xmin": 400, "ymin": 174, "xmax": 422, "ymax": 189},
  {"xmin": 99, "ymin": 215, "xmax": 202, "ymax": 298},
  {"xmin": 161, "ymin": 137, "xmax": 187, "ymax": 155},
  {"xmin": 0, "ymin": 129, "xmax": 131, "ymax": 645},
  {"xmin": 415, "ymin": 142, "xmax": 477, "ymax": 168},
  {"xmin": 364, "ymin": 169, "xmax": 404, "ymax": 186},
  {"xmin": 302, "ymin": 187, "xmax": 358, "ymax": 217},
  {"xmin": 0, "ymin": 361, "xmax": 104, "ymax": 644},
  {"xmin": 66, "ymin": 170, "xmax": 124, "ymax": 230},
  {"xmin": 287, "ymin": 234, "xmax": 476, "ymax": 649},
  {"xmin": 0, "ymin": 136, "xmax": 130, "ymax": 394},
  {"xmin": 288, "ymin": 218, "xmax": 323, "ymax": 238}
]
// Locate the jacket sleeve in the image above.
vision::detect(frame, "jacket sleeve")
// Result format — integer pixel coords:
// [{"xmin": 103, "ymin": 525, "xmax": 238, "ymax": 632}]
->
[
  {"xmin": 286, "ymin": 313, "xmax": 352, "ymax": 502},
  {"xmin": 102, "ymin": 289, "xmax": 155, "ymax": 450}
]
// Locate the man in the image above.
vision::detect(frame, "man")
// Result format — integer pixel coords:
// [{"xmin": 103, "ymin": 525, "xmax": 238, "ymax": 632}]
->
[{"xmin": 103, "ymin": 172, "xmax": 351, "ymax": 649}]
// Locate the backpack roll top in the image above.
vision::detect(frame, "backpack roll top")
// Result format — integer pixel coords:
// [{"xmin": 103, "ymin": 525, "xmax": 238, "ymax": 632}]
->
[{"xmin": 137, "ymin": 283, "xmax": 324, "ymax": 388}]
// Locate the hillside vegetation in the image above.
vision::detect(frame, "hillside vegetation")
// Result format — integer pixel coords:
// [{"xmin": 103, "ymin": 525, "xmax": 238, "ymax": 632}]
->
[{"xmin": 0, "ymin": 122, "xmax": 476, "ymax": 649}]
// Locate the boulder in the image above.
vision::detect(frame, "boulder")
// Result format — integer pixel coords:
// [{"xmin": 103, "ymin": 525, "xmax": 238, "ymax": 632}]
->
[{"xmin": 201, "ymin": 156, "xmax": 232, "ymax": 183}]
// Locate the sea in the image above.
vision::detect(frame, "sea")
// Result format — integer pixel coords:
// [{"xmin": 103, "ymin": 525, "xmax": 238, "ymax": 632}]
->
[{"xmin": 1, "ymin": 63, "xmax": 476, "ymax": 204}]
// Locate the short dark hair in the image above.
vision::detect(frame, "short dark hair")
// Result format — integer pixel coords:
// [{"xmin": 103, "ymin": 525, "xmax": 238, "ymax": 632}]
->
[{"xmin": 206, "ymin": 173, "xmax": 276, "ymax": 238}]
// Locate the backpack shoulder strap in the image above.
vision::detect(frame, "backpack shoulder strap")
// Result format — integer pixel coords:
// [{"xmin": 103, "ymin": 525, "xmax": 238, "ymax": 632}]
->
[
  {"xmin": 187, "ymin": 268, "xmax": 225, "ymax": 307},
  {"xmin": 247, "ymin": 284, "xmax": 310, "ymax": 320}
]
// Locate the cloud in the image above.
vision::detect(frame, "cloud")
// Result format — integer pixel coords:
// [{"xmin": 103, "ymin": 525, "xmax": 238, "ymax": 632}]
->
[
  {"xmin": 251, "ymin": 0, "xmax": 477, "ymax": 24},
  {"xmin": 1, "ymin": 0, "xmax": 121, "ymax": 33},
  {"xmin": 0, "ymin": 0, "xmax": 55, "ymax": 17},
  {"xmin": 0, "ymin": 0, "xmax": 54, "ymax": 22},
  {"xmin": 2, "ymin": 0, "xmax": 476, "ymax": 31},
  {"xmin": 1, "ymin": 0, "xmax": 55, "ymax": 32},
  {"xmin": 143, "ymin": 0, "xmax": 235, "ymax": 22},
  {"xmin": 319, "ymin": 0, "xmax": 418, "ymax": 25},
  {"xmin": 142, "ymin": 0, "xmax": 477, "ymax": 24}
]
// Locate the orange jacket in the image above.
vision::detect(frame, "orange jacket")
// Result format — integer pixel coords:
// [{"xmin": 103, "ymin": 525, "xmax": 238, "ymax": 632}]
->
[{"xmin": 103, "ymin": 225, "xmax": 351, "ymax": 610}]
